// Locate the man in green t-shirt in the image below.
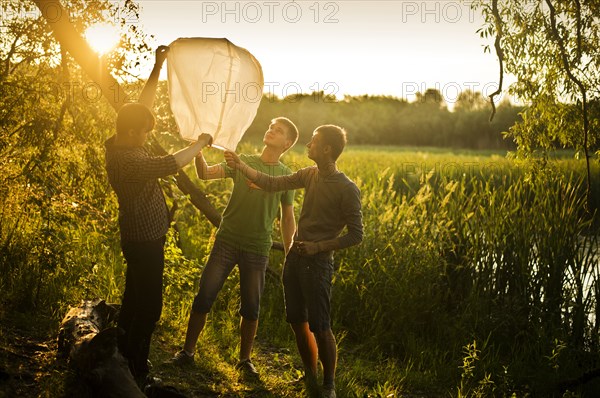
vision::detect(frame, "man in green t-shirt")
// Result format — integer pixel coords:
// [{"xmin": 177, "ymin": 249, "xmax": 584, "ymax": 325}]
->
[{"xmin": 171, "ymin": 117, "xmax": 299, "ymax": 378}]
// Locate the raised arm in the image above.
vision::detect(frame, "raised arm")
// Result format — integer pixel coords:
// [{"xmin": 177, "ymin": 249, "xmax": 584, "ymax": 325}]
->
[
  {"xmin": 138, "ymin": 45, "xmax": 169, "ymax": 108},
  {"xmin": 224, "ymin": 150, "xmax": 260, "ymax": 180},
  {"xmin": 195, "ymin": 151, "xmax": 226, "ymax": 180},
  {"xmin": 224, "ymin": 150, "xmax": 304, "ymax": 191},
  {"xmin": 117, "ymin": 134, "xmax": 212, "ymax": 183},
  {"xmin": 173, "ymin": 134, "xmax": 213, "ymax": 169}
]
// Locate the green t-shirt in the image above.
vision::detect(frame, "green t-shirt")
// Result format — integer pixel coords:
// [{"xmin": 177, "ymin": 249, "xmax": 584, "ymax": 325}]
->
[{"xmin": 216, "ymin": 154, "xmax": 294, "ymax": 255}]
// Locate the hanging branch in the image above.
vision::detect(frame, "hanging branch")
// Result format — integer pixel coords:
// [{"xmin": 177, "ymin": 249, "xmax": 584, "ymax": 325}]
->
[
  {"xmin": 32, "ymin": 0, "xmax": 129, "ymax": 109},
  {"xmin": 488, "ymin": 0, "xmax": 505, "ymax": 122},
  {"xmin": 574, "ymin": 0, "xmax": 582, "ymax": 61},
  {"xmin": 545, "ymin": 0, "xmax": 592, "ymax": 211}
]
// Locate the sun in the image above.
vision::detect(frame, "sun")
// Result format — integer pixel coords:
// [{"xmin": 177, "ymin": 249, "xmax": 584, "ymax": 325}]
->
[{"xmin": 84, "ymin": 23, "xmax": 120, "ymax": 55}]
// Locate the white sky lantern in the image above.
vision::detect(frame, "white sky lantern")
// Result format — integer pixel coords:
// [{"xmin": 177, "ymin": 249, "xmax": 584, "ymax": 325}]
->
[{"xmin": 167, "ymin": 38, "xmax": 264, "ymax": 150}]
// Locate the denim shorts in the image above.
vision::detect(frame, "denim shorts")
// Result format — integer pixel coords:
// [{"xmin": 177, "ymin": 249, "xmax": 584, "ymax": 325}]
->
[
  {"xmin": 283, "ymin": 251, "xmax": 334, "ymax": 333},
  {"xmin": 192, "ymin": 238, "xmax": 269, "ymax": 320}
]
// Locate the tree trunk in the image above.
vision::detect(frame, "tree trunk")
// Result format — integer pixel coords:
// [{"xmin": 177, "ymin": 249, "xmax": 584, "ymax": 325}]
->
[
  {"xmin": 33, "ymin": 0, "xmax": 288, "ymax": 248},
  {"xmin": 32, "ymin": 0, "xmax": 222, "ymax": 228}
]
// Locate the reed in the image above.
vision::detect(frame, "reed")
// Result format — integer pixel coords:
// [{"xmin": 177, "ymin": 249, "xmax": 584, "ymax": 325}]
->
[{"xmin": 2, "ymin": 146, "xmax": 598, "ymax": 395}]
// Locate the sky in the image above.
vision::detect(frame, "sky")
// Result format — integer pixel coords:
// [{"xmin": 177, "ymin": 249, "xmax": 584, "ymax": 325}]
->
[{"xmin": 131, "ymin": 0, "xmax": 515, "ymax": 107}]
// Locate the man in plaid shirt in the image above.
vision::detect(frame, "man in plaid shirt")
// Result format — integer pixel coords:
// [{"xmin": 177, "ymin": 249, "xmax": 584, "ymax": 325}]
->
[{"xmin": 104, "ymin": 46, "xmax": 212, "ymax": 386}]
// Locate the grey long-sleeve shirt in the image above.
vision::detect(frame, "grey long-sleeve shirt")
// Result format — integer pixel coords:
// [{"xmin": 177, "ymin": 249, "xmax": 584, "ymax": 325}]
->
[{"xmin": 253, "ymin": 165, "xmax": 363, "ymax": 257}]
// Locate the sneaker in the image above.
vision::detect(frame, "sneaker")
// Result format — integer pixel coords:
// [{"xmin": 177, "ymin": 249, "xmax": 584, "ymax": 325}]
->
[
  {"xmin": 236, "ymin": 359, "xmax": 259, "ymax": 378},
  {"xmin": 169, "ymin": 349, "xmax": 195, "ymax": 367},
  {"xmin": 321, "ymin": 385, "xmax": 336, "ymax": 398}
]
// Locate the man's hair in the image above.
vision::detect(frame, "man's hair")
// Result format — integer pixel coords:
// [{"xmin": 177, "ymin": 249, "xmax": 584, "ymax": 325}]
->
[
  {"xmin": 316, "ymin": 124, "xmax": 347, "ymax": 160},
  {"xmin": 116, "ymin": 103, "xmax": 155, "ymax": 136},
  {"xmin": 272, "ymin": 117, "xmax": 299, "ymax": 149}
]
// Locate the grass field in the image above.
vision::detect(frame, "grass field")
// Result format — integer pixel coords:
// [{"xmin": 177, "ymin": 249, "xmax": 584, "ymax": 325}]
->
[
  {"xmin": 156, "ymin": 145, "xmax": 600, "ymax": 396},
  {"xmin": 1, "ymin": 145, "xmax": 599, "ymax": 397}
]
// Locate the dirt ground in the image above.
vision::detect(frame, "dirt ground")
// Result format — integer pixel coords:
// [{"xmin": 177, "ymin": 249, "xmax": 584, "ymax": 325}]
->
[
  {"xmin": 0, "ymin": 310, "xmax": 305, "ymax": 398},
  {"xmin": 0, "ymin": 311, "xmax": 63, "ymax": 398}
]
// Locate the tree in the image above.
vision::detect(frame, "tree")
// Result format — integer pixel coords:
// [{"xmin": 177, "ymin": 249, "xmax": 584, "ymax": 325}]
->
[
  {"xmin": 415, "ymin": 88, "xmax": 446, "ymax": 110},
  {"xmin": 0, "ymin": 0, "xmax": 147, "ymax": 309},
  {"xmin": 0, "ymin": 0, "xmax": 221, "ymax": 311},
  {"xmin": 31, "ymin": 0, "xmax": 221, "ymax": 226},
  {"xmin": 454, "ymin": 90, "xmax": 488, "ymax": 113},
  {"xmin": 474, "ymin": 0, "xmax": 600, "ymax": 209}
]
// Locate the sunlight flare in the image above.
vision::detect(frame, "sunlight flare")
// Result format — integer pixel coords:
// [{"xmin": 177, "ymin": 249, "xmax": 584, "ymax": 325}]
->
[{"xmin": 84, "ymin": 23, "xmax": 120, "ymax": 55}]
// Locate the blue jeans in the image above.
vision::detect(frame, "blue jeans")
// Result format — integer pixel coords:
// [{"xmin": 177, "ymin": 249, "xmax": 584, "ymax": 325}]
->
[
  {"xmin": 283, "ymin": 251, "xmax": 334, "ymax": 332},
  {"xmin": 192, "ymin": 238, "xmax": 269, "ymax": 320}
]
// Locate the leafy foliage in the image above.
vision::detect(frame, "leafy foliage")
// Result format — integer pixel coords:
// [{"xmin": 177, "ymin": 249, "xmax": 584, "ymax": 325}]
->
[
  {"xmin": 2, "ymin": 1, "xmax": 600, "ymax": 396},
  {"xmin": 0, "ymin": 0, "xmax": 151, "ymax": 312},
  {"xmin": 473, "ymin": 0, "xmax": 600, "ymax": 159},
  {"xmin": 243, "ymin": 90, "xmax": 522, "ymax": 150}
]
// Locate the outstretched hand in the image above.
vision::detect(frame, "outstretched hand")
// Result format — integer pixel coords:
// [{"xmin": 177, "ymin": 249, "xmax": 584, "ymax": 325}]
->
[
  {"xmin": 197, "ymin": 133, "xmax": 213, "ymax": 148},
  {"xmin": 224, "ymin": 150, "xmax": 241, "ymax": 169},
  {"xmin": 155, "ymin": 45, "xmax": 170, "ymax": 65}
]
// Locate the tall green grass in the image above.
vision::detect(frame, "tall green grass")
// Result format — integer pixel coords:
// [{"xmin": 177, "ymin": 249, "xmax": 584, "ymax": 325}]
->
[
  {"xmin": 2, "ymin": 145, "xmax": 599, "ymax": 396},
  {"xmin": 329, "ymin": 149, "xmax": 600, "ymax": 395}
]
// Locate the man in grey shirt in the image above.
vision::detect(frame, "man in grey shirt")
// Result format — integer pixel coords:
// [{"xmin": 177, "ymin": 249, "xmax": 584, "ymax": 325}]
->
[{"xmin": 225, "ymin": 124, "xmax": 363, "ymax": 398}]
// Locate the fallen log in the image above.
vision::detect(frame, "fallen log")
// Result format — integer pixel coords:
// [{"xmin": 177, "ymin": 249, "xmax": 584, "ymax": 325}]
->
[
  {"xmin": 58, "ymin": 299, "xmax": 145, "ymax": 398},
  {"xmin": 57, "ymin": 299, "xmax": 118, "ymax": 358},
  {"xmin": 58, "ymin": 299, "xmax": 189, "ymax": 398}
]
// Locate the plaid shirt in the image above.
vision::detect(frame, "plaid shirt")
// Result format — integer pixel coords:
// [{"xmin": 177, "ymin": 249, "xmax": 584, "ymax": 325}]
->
[{"xmin": 104, "ymin": 135, "xmax": 178, "ymax": 242}]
